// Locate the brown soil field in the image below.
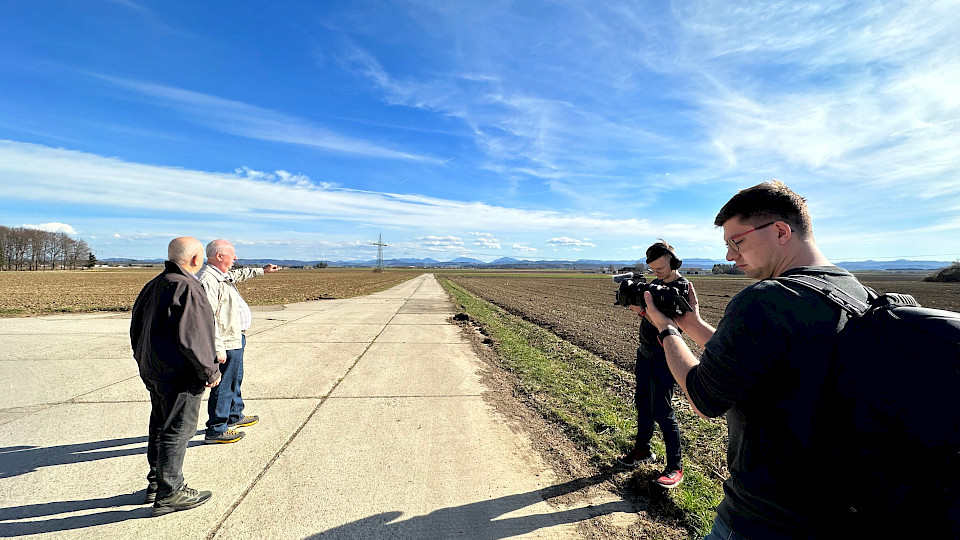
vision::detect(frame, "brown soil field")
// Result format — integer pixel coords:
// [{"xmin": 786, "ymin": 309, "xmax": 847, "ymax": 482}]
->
[
  {"xmin": 443, "ymin": 272, "xmax": 960, "ymax": 373},
  {"xmin": 0, "ymin": 267, "xmax": 427, "ymax": 317}
]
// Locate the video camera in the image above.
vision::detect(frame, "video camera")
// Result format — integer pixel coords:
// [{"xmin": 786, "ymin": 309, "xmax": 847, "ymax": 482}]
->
[{"xmin": 612, "ymin": 272, "xmax": 693, "ymax": 318}]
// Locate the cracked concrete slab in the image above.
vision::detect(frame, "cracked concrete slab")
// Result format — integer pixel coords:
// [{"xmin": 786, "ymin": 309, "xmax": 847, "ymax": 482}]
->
[{"xmin": 0, "ymin": 274, "xmax": 628, "ymax": 539}]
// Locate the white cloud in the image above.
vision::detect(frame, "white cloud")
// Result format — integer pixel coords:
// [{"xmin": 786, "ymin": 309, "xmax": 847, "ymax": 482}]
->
[
  {"xmin": 546, "ymin": 237, "xmax": 596, "ymax": 248},
  {"xmin": 0, "ymin": 141, "xmax": 674, "ymax": 238},
  {"xmin": 23, "ymin": 222, "xmax": 77, "ymax": 234},
  {"xmin": 235, "ymin": 167, "xmax": 337, "ymax": 189},
  {"xmin": 416, "ymin": 235, "xmax": 464, "ymax": 247},
  {"xmin": 512, "ymin": 244, "xmax": 538, "ymax": 253},
  {"xmin": 469, "ymin": 232, "xmax": 501, "ymax": 249},
  {"xmin": 474, "ymin": 238, "xmax": 501, "ymax": 249}
]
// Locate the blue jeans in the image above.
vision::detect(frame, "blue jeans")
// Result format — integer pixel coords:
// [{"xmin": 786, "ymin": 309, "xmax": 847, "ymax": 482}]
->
[
  {"xmin": 205, "ymin": 334, "xmax": 246, "ymax": 436},
  {"xmin": 146, "ymin": 382, "xmax": 203, "ymax": 499},
  {"xmin": 703, "ymin": 516, "xmax": 751, "ymax": 540}
]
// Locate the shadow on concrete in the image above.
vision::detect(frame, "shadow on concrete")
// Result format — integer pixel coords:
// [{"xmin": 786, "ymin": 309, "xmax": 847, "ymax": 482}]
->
[
  {"xmin": 0, "ymin": 492, "xmax": 152, "ymax": 536},
  {"xmin": 306, "ymin": 472, "xmax": 634, "ymax": 540},
  {"xmin": 0, "ymin": 436, "xmax": 208, "ymax": 535},
  {"xmin": 0, "ymin": 437, "xmax": 203, "ymax": 478}
]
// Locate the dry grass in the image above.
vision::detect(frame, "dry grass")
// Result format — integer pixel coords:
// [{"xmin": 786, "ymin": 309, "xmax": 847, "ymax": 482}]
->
[{"xmin": 0, "ymin": 267, "xmax": 427, "ymax": 317}]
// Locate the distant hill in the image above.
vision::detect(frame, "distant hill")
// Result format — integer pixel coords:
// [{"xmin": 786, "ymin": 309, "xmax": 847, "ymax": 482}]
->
[
  {"xmin": 835, "ymin": 259, "xmax": 951, "ymax": 271},
  {"xmin": 99, "ymin": 256, "xmax": 952, "ymax": 272}
]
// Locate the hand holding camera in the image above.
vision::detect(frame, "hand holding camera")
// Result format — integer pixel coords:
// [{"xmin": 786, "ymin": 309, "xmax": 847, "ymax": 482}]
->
[{"xmin": 612, "ymin": 272, "xmax": 693, "ymax": 318}]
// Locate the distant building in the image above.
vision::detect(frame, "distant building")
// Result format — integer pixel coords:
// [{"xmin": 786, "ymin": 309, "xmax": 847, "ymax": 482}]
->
[{"xmin": 681, "ymin": 267, "xmax": 705, "ymax": 275}]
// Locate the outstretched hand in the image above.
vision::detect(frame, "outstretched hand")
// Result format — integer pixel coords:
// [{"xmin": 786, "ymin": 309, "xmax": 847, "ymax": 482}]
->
[{"xmin": 263, "ymin": 264, "xmax": 279, "ymax": 273}]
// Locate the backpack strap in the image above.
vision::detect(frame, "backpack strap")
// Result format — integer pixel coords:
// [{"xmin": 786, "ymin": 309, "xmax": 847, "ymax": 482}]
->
[{"xmin": 774, "ymin": 275, "xmax": 871, "ymax": 317}]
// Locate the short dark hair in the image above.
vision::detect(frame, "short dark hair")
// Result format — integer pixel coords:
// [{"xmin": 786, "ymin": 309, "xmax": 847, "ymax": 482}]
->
[
  {"xmin": 714, "ymin": 180, "xmax": 812, "ymax": 238},
  {"xmin": 646, "ymin": 239, "xmax": 680, "ymax": 269}
]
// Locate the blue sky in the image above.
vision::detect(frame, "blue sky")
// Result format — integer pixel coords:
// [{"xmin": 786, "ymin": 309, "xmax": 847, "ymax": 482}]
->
[{"xmin": 2, "ymin": 1, "xmax": 959, "ymax": 263}]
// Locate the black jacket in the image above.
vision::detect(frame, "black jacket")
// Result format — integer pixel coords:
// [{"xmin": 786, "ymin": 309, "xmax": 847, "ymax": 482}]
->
[{"xmin": 130, "ymin": 261, "xmax": 219, "ymax": 389}]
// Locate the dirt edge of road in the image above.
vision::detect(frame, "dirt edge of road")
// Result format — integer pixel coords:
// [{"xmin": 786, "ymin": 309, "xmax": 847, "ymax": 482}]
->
[{"xmin": 451, "ymin": 316, "xmax": 688, "ymax": 540}]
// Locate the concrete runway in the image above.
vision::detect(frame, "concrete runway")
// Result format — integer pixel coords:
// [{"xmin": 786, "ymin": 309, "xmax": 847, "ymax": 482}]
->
[{"xmin": 0, "ymin": 273, "xmax": 633, "ymax": 539}]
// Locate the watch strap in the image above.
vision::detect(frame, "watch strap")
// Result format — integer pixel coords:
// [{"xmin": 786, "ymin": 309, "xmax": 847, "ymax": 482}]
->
[{"xmin": 657, "ymin": 326, "xmax": 680, "ymax": 345}]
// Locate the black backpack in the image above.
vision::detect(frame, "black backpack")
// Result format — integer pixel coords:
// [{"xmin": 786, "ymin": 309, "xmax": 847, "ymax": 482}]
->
[{"xmin": 776, "ymin": 275, "xmax": 960, "ymax": 535}]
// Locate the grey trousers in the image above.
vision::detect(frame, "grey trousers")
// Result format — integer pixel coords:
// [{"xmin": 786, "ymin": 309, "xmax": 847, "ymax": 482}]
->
[{"xmin": 145, "ymin": 382, "xmax": 203, "ymax": 499}]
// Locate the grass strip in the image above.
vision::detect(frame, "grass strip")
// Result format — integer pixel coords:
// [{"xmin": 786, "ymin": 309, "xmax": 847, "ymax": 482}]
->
[{"xmin": 440, "ymin": 277, "xmax": 724, "ymax": 537}]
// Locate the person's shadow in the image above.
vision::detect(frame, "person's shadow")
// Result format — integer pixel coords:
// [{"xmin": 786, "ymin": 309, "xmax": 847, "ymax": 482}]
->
[
  {"xmin": 0, "ymin": 436, "xmax": 204, "ymax": 536},
  {"xmin": 0, "ymin": 493, "xmax": 153, "ymax": 536},
  {"xmin": 305, "ymin": 472, "xmax": 637, "ymax": 540},
  {"xmin": 0, "ymin": 436, "xmax": 204, "ymax": 479},
  {"xmin": 0, "ymin": 441, "xmax": 645, "ymax": 538}
]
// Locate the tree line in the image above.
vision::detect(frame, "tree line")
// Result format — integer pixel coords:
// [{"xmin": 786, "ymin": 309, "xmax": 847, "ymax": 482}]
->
[
  {"xmin": 712, "ymin": 263, "xmax": 745, "ymax": 275},
  {"xmin": 0, "ymin": 225, "xmax": 94, "ymax": 270}
]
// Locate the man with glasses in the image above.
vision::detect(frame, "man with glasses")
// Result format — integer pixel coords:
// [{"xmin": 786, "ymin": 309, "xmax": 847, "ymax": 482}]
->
[{"xmin": 640, "ymin": 181, "xmax": 868, "ymax": 539}]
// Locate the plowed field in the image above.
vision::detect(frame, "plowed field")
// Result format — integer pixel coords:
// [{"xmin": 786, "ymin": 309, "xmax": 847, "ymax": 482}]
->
[
  {"xmin": 444, "ymin": 272, "xmax": 960, "ymax": 372},
  {"xmin": 0, "ymin": 267, "xmax": 427, "ymax": 317}
]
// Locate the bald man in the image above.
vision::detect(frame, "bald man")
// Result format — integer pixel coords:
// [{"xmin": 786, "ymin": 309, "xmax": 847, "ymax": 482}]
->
[{"xmin": 130, "ymin": 237, "xmax": 221, "ymax": 516}]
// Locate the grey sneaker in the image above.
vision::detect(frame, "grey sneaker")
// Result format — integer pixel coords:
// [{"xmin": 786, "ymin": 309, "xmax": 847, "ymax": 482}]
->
[
  {"xmin": 152, "ymin": 484, "xmax": 211, "ymax": 516},
  {"xmin": 228, "ymin": 415, "xmax": 259, "ymax": 428},
  {"xmin": 204, "ymin": 429, "xmax": 245, "ymax": 444},
  {"xmin": 145, "ymin": 483, "xmax": 158, "ymax": 504}
]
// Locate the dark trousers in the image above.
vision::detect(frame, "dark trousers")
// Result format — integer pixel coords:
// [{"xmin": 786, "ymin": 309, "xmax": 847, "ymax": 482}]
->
[
  {"xmin": 145, "ymin": 382, "xmax": 203, "ymax": 499},
  {"xmin": 635, "ymin": 345, "xmax": 682, "ymax": 470},
  {"xmin": 206, "ymin": 334, "xmax": 245, "ymax": 436}
]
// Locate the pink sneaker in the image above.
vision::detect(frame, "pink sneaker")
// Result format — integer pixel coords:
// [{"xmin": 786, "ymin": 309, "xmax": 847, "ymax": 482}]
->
[{"xmin": 656, "ymin": 468, "xmax": 683, "ymax": 489}]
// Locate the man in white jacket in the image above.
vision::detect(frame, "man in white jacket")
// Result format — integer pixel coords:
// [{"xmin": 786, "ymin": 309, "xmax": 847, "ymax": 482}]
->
[{"xmin": 197, "ymin": 239, "xmax": 279, "ymax": 444}]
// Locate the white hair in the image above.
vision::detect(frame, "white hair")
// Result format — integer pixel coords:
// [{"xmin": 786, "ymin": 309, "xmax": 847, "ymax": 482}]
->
[{"xmin": 205, "ymin": 239, "xmax": 233, "ymax": 261}]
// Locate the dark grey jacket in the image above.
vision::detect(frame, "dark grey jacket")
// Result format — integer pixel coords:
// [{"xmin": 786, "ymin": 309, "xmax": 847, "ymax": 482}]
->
[{"xmin": 130, "ymin": 261, "xmax": 219, "ymax": 388}]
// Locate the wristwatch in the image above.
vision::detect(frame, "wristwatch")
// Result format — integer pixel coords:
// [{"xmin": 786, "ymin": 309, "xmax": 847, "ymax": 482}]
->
[{"xmin": 658, "ymin": 325, "xmax": 681, "ymax": 345}]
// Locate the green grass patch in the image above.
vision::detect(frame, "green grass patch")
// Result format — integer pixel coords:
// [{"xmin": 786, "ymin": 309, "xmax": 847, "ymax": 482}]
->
[{"xmin": 439, "ymin": 277, "xmax": 724, "ymax": 537}]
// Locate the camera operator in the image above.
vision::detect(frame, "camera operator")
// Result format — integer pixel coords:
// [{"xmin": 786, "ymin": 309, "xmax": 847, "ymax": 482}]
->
[
  {"xmin": 616, "ymin": 240, "xmax": 687, "ymax": 489},
  {"xmin": 641, "ymin": 181, "xmax": 870, "ymax": 539}
]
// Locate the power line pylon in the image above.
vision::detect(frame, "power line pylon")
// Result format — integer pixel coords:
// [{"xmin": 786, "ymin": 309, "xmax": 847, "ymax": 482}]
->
[{"xmin": 372, "ymin": 234, "xmax": 387, "ymax": 273}]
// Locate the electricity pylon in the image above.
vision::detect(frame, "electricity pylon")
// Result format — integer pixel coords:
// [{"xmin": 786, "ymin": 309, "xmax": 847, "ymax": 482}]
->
[{"xmin": 373, "ymin": 234, "xmax": 387, "ymax": 273}]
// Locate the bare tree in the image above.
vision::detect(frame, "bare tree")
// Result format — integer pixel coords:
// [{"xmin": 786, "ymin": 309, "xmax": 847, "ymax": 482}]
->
[
  {"xmin": 67, "ymin": 239, "xmax": 91, "ymax": 270},
  {"xmin": 0, "ymin": 225, "xmax": 93, "ymax": 271},
  {"xmin": 0, "ymin": 225, "xmax": 8, "ymax": 270},
  {"xmin": 9, "ymin": 228, "xmax": 28, "ymax": 270}
]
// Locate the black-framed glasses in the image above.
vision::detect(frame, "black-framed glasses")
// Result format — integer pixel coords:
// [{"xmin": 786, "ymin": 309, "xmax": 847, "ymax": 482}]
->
[{"xmin": 724, "ymin": 222, "xmax": 776, "ymax": 252}]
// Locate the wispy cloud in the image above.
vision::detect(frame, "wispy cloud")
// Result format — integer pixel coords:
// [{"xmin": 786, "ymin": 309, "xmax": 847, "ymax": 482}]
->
[
  {"xmin": 0, "ymin": 141, "xmax": 690, "ymax": 242},
  {"xmin": 90, "ymin": 74, "xmax": 438, "ymax": 162},
  {"xmin": 333, "ymin": 25, "xmax": 674, "ymax": 189},
  {"xmin": 328, "ymin": 1, "xmax": 960, "ymax": 224},
  {"xmin": 673, "ymin": 1, "xmax": 960, "ymax": 188}
]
